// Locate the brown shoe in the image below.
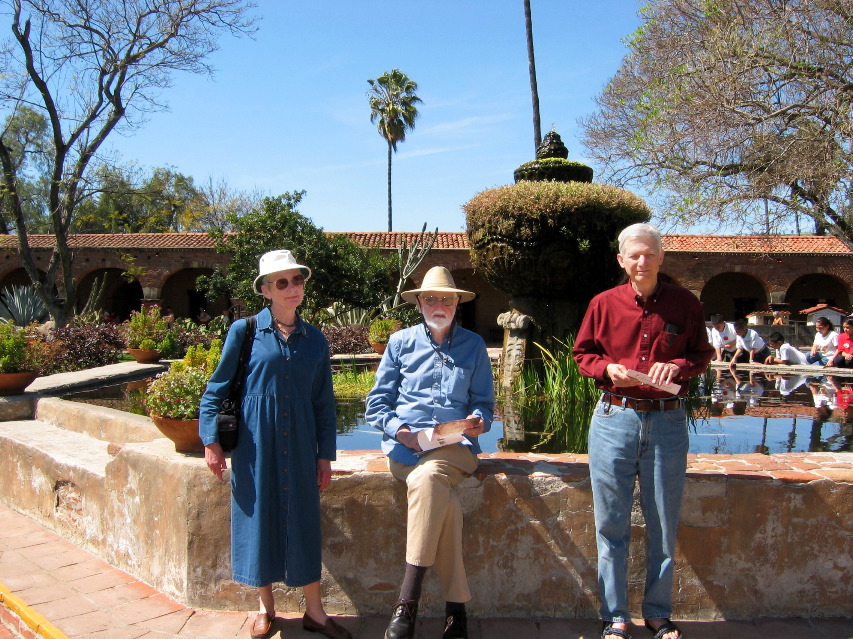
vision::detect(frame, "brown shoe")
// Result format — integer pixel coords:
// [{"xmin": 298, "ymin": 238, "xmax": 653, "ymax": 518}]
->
[
  {"xmin": 250, "ymin": 612, "xmax": 274, "ymax": 639},
  {"xmin": 303, "ymin": 613, "xmax": 353, "ymax": 639}
]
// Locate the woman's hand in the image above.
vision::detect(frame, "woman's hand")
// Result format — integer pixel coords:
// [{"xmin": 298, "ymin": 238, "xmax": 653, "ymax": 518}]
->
[
  {"xmin": 317, "ymin": 458, "xmax": 332, "ymax": 492},
  {"xmin": 205, "ymin": 443, "xmax": 227, "ymax": 481}
]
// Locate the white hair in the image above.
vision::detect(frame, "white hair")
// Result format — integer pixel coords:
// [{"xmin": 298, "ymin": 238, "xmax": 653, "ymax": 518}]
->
[{"xmin": 618, "ymin": 223, "xmax": 662, "ymax": 255}]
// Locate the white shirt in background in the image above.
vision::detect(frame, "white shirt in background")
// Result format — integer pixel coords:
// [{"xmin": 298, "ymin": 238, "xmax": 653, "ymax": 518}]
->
[
  {"xmin": 775, "ymin": 343, "xmax": 808, "ymax": 365},
  {"xmin": 812, "ymin": 330, "xmax": 839, "ymax": 358},
  {"xmin": 711, "ymin": 323, "xmax": 738, "ymax": 353}
]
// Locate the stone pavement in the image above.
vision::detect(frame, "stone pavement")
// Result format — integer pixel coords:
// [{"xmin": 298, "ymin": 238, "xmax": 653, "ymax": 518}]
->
[{"xmin": 0, "ymin": 505, "xmax": 851, "ymax": 639}]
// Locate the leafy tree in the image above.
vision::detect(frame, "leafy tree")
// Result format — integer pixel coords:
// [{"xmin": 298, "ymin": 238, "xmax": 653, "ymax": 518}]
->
[
  {"xmin": 367, "ymin": 69, "xmax": 422, "ymax": 232},
  {"xmin": 0, "ymin": 106, "xmax": 51, "ymax": 233},
  {"xmin": 0, "ymin": 0, "xmax": 255, "ymax": 326},
  {"xmin": 198, "ymin": 192, "xmax": 394, "ymax": 318},
  {"xmin": 580, "ymin": 0, "xmax": 853, "ymax": 250}
]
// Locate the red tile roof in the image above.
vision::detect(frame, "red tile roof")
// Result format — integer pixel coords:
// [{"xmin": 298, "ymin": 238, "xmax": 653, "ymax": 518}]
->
[
  {"xmin": 0, "ymin": 232, "xmax": 850, "ymax": 254},
  {"xmin": 799, "ymin": 303, "xmax": 850, "ymax": 315}
]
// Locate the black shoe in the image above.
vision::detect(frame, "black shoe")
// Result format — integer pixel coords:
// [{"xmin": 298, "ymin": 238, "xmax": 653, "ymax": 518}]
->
[
  {"xmin": 384, "ymin": 600, "xmax": 418, "ymax": 639},
  {"xmin": 442, "ymin": 613, "xmax": 468, "ymax": 639}
]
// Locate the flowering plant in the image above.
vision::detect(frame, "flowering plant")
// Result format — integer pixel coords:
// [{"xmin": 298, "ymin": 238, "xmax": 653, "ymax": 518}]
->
[
  {"xmin": 144, "ymin": 339, "xmax": 222, "ymax": 420},
  {"xmin": 368, "ymin": 317, "xmax": 402, "ymax": 344},
  {"xmin": 0, "ymin": 322, "xmax": 36, "ymax": 373},
  {"xmin": 125, "ymin": 305, "xmax": 169, "ymax": 350}
]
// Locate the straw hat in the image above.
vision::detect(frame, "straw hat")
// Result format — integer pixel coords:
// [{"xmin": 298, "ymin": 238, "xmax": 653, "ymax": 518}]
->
[
  {"xmin": 401, "ymin": 266, "xmax": 475, "ymax": 304},
  {"xmin": 253, "ymin": 250, "xmax": 312, "ymax": 294}
]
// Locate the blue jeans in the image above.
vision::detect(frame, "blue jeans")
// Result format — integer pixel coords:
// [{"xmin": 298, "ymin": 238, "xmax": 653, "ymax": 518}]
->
[
  {"xmin": 587, "ymin": 396, "xmax": 688, "ymax": 623},
  {"xmin": 806, "ymin": 352, "xmax": 828, "ymax": 365}
]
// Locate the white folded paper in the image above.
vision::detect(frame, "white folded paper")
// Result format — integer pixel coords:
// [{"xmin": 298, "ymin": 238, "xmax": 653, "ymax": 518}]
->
[{"xmin": 416, "ymin": 428, "xmax": 466, "ymax": 452}]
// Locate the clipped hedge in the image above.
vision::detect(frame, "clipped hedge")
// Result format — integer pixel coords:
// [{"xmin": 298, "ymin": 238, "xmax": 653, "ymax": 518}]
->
[
  {"xmin": 513, "ymin": 158, "xmax": 594, "ymax": 184},
  {"xmin": 464, "ymin": 180, "xmax": 650, "ymax": 299}
]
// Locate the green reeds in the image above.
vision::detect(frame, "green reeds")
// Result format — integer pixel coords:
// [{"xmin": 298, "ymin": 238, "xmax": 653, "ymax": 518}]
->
[
  {"xmin": 503, "ymin": 337, "xmax": 598, "ymax": 453},
  {"xmin": 332, "ymin": 363, "xmax": 376, "ymax": 398}
]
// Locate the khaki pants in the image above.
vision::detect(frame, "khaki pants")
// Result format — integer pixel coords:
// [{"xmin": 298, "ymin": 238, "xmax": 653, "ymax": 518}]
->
[{"xmin": 389, "ymin": 444, "xmax": 479, "ymax": 603}]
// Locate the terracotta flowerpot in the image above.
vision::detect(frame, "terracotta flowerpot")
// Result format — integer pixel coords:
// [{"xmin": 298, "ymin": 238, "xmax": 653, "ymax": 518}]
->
[
  {"xmin": 370, "ymin": 342, "xmax": 387, "ymax": 355},
  {"xmin": 0, "ymin": 371, "xmax": 38, "ymax": 395},
  {"xmin": 149, "ymin": 414, "xmax": 203, "ymax": 453},
  {"xmin": 128, "ymin": 348, "xmax": 161, "ymax": 363}
]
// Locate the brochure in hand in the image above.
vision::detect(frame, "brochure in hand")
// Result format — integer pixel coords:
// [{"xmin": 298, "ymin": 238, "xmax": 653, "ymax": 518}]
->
[
  {"xmin": 626, "ymin": 369, "xmax": 681, "ymax": 395},
  {"xmin": 416, "ymin": 417, "xmax": 479, "ymax": 452}
]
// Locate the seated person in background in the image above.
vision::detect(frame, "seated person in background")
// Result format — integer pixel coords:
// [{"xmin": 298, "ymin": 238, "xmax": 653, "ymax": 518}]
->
[
  {"xmin": 709, "ymin": 314, "xmax": 739, "ymax": 361},
  {"xmin": 828, "ymin": 317, "xmax": 853, "ymax": 369},
  {"xmin": 771, "ymin": 311, "xmax": 786, "ymax": 325},
  {"xmin": 807, "ymin": 317, "xmax": 839, "ymax": 365},
  {"xmin": 730, "ymin": 318, "xmax": 771, "ymax": 364},
  {"xmin": 764, "ymin": 332, "xmax": 808, "ymax": 366}
]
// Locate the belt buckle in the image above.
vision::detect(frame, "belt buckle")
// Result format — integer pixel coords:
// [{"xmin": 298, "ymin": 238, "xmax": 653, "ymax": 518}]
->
[{"xmin": 634, "ymin": 399, "xmax": 654, "ymax": 412}]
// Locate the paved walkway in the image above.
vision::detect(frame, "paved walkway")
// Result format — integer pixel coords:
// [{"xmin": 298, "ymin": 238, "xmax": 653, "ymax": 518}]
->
[{"xmin": 1, "ymin": 505, "xmax": 851, "ymax": 639}]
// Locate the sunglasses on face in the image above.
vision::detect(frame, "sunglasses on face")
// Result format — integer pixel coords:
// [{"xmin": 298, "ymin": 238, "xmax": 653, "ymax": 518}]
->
[
  {"xmin": 419, "ymin": 294, "xmax": 457, "ymax": 307},
  {"xmin": 266, "ymin": 274, "xmax": 305, "ymax": 290}
]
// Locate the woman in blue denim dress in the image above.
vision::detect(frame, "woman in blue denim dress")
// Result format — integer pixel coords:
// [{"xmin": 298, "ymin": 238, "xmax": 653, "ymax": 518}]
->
[{"xmin": 199, "ymin": 250, "xmax": 351, "ymax": 639}]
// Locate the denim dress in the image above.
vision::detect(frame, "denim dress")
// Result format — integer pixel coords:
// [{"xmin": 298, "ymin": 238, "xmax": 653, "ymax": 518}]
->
[{"xmin": 199, "ymin": 307, "xmax": 337, "ymax": 587}]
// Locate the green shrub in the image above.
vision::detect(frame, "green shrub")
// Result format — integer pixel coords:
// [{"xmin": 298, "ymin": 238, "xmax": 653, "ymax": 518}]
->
[
  {"xmin": 368, "ymin": 317, "xmax": 403, "ymax": 344},
  {"xmin": 125, "ymin": 305, "xmax": 168, "ymax": 349},
  {"xmin": 513, "ymin": 158, "xmax": 594, "ymax": 183},
  {"xmin": 0, "ymin": 322, "xmax": 30, "ymax": 373},
  {"xmin": 145, "ymin": 340, "xmax": 222, "ymax": 420}
]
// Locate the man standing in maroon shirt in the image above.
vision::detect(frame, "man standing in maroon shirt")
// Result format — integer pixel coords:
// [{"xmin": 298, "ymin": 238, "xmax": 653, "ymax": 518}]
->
[{"xmin": 573, "ymin": 223, "xmax": 713, "ymax": 639}]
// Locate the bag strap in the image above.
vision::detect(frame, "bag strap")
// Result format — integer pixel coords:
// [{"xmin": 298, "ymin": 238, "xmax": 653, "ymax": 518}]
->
[{"xmin": 223, "ymin": 315, "xmax": 256, "ymax": 410}]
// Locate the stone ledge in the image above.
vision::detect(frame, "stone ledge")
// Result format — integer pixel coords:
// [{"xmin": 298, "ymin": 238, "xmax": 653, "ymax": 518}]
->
[{"xmin": 333, "ymin": 449, "xmax": 853, "ymax": 484}]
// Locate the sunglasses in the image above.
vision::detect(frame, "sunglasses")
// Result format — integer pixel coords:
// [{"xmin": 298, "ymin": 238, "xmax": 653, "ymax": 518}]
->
[
  {"xmin": 419, "ymin": 294, "xmax": 457, "ymax": 307},
  {"xmin": 266, "ymin": 274, "xmax": 306, "ymax": 290}
]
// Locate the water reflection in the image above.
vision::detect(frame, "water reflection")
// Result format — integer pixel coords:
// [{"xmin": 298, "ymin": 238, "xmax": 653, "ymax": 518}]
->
[{"xmin": 61, "ymin": 372, "xmax": 853, "ymax": 456}]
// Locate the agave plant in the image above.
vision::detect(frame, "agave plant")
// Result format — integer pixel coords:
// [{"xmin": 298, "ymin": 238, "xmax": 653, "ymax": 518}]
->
[{"xmin": 0, "ymin": 284, "xmax": 48, "ymax": 326}]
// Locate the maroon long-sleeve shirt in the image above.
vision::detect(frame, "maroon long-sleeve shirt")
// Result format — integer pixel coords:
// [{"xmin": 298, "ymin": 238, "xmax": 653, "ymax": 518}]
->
[{"xmin": 573, "ymin": 281, "xmax": 714, "ymax": 399}]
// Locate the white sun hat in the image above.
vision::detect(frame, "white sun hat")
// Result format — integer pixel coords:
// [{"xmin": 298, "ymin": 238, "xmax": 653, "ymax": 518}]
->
[
  {"xmin": 253, "ymin": 250, "xmax": 312, "ymax": 294},
  {"xmin": 400, "ymin": 266, "xmax": 475, "ymax": 304}
]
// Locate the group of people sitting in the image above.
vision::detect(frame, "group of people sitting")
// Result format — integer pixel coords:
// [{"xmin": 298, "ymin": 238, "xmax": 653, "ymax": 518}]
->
[{"xmin": 709, "ymin": 314, "xmax": 853, "ymax": 369}]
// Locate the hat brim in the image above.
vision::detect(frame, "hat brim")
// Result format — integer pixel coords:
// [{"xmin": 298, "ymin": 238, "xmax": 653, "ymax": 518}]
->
[
  {"xmin": 401, "ymin": 287, "xmax": 475, "ymax": 305},
  {"xmin": 254, "ymin": 267, "xmax": 311, "ymax": 295}
]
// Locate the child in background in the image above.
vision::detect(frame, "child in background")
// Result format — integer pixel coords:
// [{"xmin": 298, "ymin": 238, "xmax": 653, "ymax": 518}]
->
[
  {"xmin": 807, "ymin": 317, "xmax": 838, "ymax": 365},
  {"xmin": 829, "ymin": 317, "xmax": 853, "ymax": 369},
  {"xmin": 765, "ymin": 332, "xmax": 809, "ymax": 365},
  {"xmin": 730, "ymin": 318, "xmax": 771, "ymax": 364},
  {"xmin": 710, "ymin": 313, "xmax": 739, "ymax": 361}
]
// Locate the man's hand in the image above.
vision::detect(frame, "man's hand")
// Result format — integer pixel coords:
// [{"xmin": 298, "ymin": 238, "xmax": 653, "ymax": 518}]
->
[
  {"xmin": 205, "ymin": 443, "xmax": 227, "ymax": 481},
  {"xmin": 462, "ymin": 415, "xmax": 485, "ymax": 437},
  {"xmin": 317, "ymin": 459, "xmax": 332, "ymax": 492},
  {"xmin": 396, "ymin": 427, "xmax": 422, "ymax": 452},
  {"xmin": 648, "ymin": 361, "xmax": 680, "ymax": 388},
  {"xmin": 605, "ymin": 363, "xmax": 640, "ymax": 387}
]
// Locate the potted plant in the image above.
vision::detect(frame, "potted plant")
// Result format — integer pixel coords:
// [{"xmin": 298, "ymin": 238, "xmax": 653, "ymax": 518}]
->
[
  {"xmin": 0, "ymin": 322, "xmax": 40, "ymax": 394},
  {"xmin": 125, "ymin": 305, "xmax": 169, "ymax": 363},
  {"xmin": 368, "ymin": 317, "xmax": 403, "ymax": 355},
  {"xmin": 144, "ymin": 339, "xmax": 222, "ymax": 453}
]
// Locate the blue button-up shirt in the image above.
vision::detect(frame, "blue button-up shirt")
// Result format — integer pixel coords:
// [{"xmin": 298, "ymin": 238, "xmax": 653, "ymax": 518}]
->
[{"xmin": 365, "ymin": 322, "xmax": 495, "ymax": 466}]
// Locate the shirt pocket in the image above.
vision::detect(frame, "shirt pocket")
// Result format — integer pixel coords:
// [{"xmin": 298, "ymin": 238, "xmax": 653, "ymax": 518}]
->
[{"xmin": 445, "ymin": 365, "xmax": 474, "ymax": 404}]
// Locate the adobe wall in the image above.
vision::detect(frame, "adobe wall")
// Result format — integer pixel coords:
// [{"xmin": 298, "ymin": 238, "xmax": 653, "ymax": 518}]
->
[{"xmin": 0, "ymin": 397, "xmax": 850, "ymax": 620}]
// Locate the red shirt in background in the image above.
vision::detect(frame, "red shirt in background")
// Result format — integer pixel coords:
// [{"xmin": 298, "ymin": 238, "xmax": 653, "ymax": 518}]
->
[{"xmin": 574, "ymin": 281, "xmax": 714, "ymax": 399}]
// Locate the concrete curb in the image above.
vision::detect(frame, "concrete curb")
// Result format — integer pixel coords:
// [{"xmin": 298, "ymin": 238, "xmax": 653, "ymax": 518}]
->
[{"xmin": 0, "ymin": 581, "xmax": 69, "ymax": 639}]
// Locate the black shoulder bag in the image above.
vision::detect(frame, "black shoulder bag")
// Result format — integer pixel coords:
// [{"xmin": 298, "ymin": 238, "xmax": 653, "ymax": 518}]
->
[{"xmin": 216, "ymin": 315, "xmax": 256, "ymax": 452}]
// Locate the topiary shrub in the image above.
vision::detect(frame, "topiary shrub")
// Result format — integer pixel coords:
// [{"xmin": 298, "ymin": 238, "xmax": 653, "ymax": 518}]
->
[
  {"xmin": 513, "ymin": 158, "xmax": 594, "ymax": 183},
  {"xmin": 464, "ymin": 180, "xmax": 651, "ymax": 301}
]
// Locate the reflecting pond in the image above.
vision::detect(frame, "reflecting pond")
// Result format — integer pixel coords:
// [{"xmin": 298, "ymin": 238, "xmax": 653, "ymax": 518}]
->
[{"xmin": 62, "ymin": 371, "xmax": 853, "ymax": 455}]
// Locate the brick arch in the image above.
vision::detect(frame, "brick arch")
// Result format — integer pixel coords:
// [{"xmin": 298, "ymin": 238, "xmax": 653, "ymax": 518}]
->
[
  {"xmin": 160, "ymin": 267, "xmax": 228, "ymax": 321},
  {"xmin": 700, "ymin": 272, "xmax": 770, "ymax": 321},
  {"xmin": 76, "ymin": 267, "xmax": 143, "ymax": 321},
  {"xmin": 786, "ymin": 273, "xmax": 852, "ymax": 314},
  {"xmin": 0, "ymin": 266, "xmax": 45, "ymax": 289}
]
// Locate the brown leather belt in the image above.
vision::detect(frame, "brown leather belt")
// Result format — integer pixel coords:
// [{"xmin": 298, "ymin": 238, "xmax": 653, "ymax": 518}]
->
[{"xmin": 602, "ymin": 393, "xmax": 682, "ymax": 412}]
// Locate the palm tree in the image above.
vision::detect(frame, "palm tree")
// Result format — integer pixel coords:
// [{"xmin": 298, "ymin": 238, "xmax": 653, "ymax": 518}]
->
[
  {"xmin": 524, "ymin": 0, "xmax": 542, "ymax": 152},
  {"xmin": 367, "ymin": 69, "xmax": 422, "ymax": 232}
]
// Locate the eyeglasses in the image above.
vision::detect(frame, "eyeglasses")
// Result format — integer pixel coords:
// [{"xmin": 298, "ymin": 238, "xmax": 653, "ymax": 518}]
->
[
  {"xmin": 266, "ymin": 274, "xmax": 305, "ymax": 290},
  {"xmin": 419, "ymin": 294, "xmax": 457, "ymax": 307}
]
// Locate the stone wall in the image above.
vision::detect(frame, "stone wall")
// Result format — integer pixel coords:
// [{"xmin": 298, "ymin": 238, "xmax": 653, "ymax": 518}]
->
[{"xmin": 0, "ymin": 397, "xmax": 850, "ymax": 620}]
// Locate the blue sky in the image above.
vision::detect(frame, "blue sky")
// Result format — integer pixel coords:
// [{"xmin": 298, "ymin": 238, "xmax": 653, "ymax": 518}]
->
[{"xmin": 105, "ymin": 1, "xmax": 643, "ymax": 234}]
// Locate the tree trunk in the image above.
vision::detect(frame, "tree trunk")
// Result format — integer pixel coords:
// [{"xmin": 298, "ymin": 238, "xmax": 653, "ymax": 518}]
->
[
  {"xmin": 387, "ymin": 142, "xmax": 393, "ymax": 232},
  {"xmin": 524, "ymin": 0, "xmax": 542, "ymax": 152}
]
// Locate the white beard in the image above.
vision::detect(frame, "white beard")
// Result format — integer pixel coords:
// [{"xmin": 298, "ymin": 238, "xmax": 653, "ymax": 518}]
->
[{"xmin": 424, "ymin": 314, "xmax": 453, "ymax": 334}]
